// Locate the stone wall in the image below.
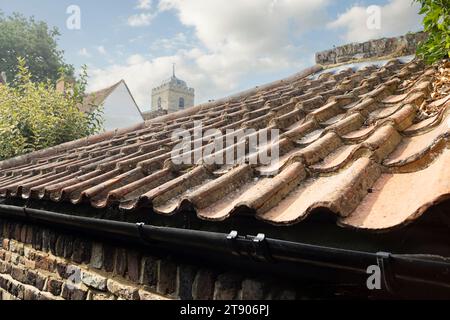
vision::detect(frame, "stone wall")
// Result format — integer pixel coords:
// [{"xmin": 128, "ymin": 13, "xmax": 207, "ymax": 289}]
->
[
  {"xmin": 0, "ymin": 218, "xmax": 298, "ymax": 300},
  {"xmin": 151, "ymin": 82, "xmax": 195, "ymax": 114},
  {"xmin": 166, "ymin": 87, "xmax": 195, "ymax": 113},
  {"xmin": 316, "ymin": 32, "xmax": 427, "ymax": 66}
]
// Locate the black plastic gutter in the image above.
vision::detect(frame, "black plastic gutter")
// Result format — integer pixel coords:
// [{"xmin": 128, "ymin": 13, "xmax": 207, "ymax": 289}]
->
[{"xmin": 0, "ymin": 204, "xmax": 449, "ymax": 293}]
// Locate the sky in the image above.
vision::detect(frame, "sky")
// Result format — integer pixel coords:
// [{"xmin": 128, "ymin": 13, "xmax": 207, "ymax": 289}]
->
[{"xmin": 0, "ymin": 0, "xmax": 423, "ymax": 111}]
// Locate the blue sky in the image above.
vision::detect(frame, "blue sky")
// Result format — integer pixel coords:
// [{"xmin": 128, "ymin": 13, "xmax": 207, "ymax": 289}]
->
[{"xmin": 0, "ymin": 0, "xmax": 423, "ymax": 111}]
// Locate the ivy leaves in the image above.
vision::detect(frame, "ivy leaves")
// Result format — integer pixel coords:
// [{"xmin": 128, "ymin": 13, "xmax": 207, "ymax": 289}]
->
[{"xmin": 415, "ymin": 0, "xmax": 450, "ymax": 63}]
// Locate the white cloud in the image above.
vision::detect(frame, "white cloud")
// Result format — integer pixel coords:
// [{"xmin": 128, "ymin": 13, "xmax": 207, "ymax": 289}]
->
[
  {"xmin": 328, "ymin": 0, "xmax": 423, "ymax": 43},
  {"xmin": 127, "ymin": 13, "xmax": 155, "ymax": 27},
  {"xmin": 78, "ymin": 48, "xmax": 91, "ymax": 58},
  {"xmin": 135, "ymin": 0, "xmax": 152, "ymax": 10},
  {"xmin": 97, "ymin": 46, "xmax": 107, "ymax": 55},
  {"xmin": 159, "ymin": 0, "xmax": 327, "ymax": 54},
  {"xmin": 128, "ymin": 0, "xmax": 155, "ymax": 26},
  {"xmin": 126, "ymin": 54, "xmax": 147, "ymax": 65},
  {"xmin": 150, "ymin": 33, "xmax": 194, "ymax": 53},
  {"xmin": 90, "ymin": 0, "xmax": 330, "ymax": 110},
  {"xmin": 129, "ymin": 35, "xmax": 147, "ymax": 43},
  {"xmin": 154, "ymin": 0, "xmax": 328, "ymax": 89}
]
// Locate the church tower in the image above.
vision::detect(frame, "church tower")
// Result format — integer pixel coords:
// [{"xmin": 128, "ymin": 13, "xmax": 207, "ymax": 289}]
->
[{"xmin": 151, "ymin": 64, "xmax": 195, "ymax": 113}]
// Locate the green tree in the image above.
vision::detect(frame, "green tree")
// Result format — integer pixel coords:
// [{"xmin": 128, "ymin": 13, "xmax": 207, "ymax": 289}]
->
[
  {"xmin": 415, "ymin": 0, "xmax": 450, "ymax": 63},
  {"xmin": 0, "ymin": 11, "xmax": 74, "ymax": 84},
  {"xmin": 0, "ymin": 58, "xmax": 103, "ymax": 160}
]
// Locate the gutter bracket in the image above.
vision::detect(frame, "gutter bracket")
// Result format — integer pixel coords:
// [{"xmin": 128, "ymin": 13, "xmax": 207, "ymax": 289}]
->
[
  {"xmin": 376, "ymin": 251, "xmax": 397, "ymax": 294},
  {"xmin": 250, "ymin": 233, "xmax": 273, "ymax": 263}
]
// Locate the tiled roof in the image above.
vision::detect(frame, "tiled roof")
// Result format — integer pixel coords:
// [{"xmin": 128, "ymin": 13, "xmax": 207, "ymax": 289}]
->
[
  {"xmin": 1, "ymin": 59, "xmax": 449, "ymax": 232},
  {"xmin": 142, "ymin": 109, "xmax": 168, "ymax": 121},
  {"xmin": 79, "ymin": 80, "xmax": 123, "ymax": 113}
]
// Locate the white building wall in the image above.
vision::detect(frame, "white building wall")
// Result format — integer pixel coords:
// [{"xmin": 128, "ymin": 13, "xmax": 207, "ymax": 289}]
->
[{"xmin": 102, "ymin": 82, "xmax": 143, "ymax": 131}]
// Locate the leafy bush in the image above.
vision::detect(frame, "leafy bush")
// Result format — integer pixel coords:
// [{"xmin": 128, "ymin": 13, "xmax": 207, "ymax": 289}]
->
[
  {"xmin": 415, "ymin": 0, "xmax": 450, "ymax": 63},
  {"xmin": 0, "ymin": 58, "xmax": 103, "ymax": 160}
]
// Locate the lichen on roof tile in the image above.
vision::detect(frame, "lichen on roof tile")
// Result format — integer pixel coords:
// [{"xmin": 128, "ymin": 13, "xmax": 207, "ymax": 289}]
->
[{"xmin": 0, "ymin": 58, "xmax": 449, "ymax": 232}]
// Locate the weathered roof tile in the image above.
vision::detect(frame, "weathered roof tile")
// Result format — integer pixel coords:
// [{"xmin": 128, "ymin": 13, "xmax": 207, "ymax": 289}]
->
[{"xmin": 1, "ymin": 58, "xmax": 449, "ymax": 232}]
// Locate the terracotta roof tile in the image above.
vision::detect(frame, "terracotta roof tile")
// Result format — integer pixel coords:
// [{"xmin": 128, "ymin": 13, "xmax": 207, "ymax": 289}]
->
[
  {"xmin": 1, "ymin": 58, "xmax": 449, "ymax": 232},
  {"xmin": 341, "ymin": 148, "xmax": 450, "ymax": 230}
]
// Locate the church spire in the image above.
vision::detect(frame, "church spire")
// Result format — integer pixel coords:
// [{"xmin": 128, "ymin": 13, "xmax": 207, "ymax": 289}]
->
[{"xmin": 172, "ymin": 63, "xmax": 176, "ymax": 78}]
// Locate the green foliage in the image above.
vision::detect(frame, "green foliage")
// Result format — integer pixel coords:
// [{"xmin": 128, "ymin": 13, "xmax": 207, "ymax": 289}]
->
[
  {"xmin": 0, "ymin": 11, "xmax": 74, "ymax": 84},
  {"xmin": 415, "ymin": 0, "xmax": 450, "ymax": 63},
  {"xmin": 0, "ymin": 58, "xmax": 104, "ymax": 160}
]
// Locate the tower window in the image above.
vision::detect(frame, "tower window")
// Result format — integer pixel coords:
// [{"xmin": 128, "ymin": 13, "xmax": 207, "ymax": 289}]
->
[
  {"xmin": 157, "ymin": 97, "xmax": 162, "ymax": 110},
  {"xmin": 179, "ymin": 97, "xmax": 185, "ymax": 109}
]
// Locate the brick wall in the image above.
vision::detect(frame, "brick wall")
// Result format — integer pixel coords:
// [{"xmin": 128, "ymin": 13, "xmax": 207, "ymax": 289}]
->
[{"xmin": 0, "ymin": 218, "xmax": 298, "ymax": 300}]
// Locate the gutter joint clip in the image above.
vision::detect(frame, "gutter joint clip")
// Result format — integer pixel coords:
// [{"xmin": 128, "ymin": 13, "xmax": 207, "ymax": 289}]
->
[
  {"xmin": 249, "ymin": 233, "xmax": 273, "ymax": 263},
  {"xmin": 227, "ymin": 230, "xmax": 241, "ymax": 257},
  {"xmin": 136, "ymin": 222, "xmax": 156, "ymax": 244}
]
